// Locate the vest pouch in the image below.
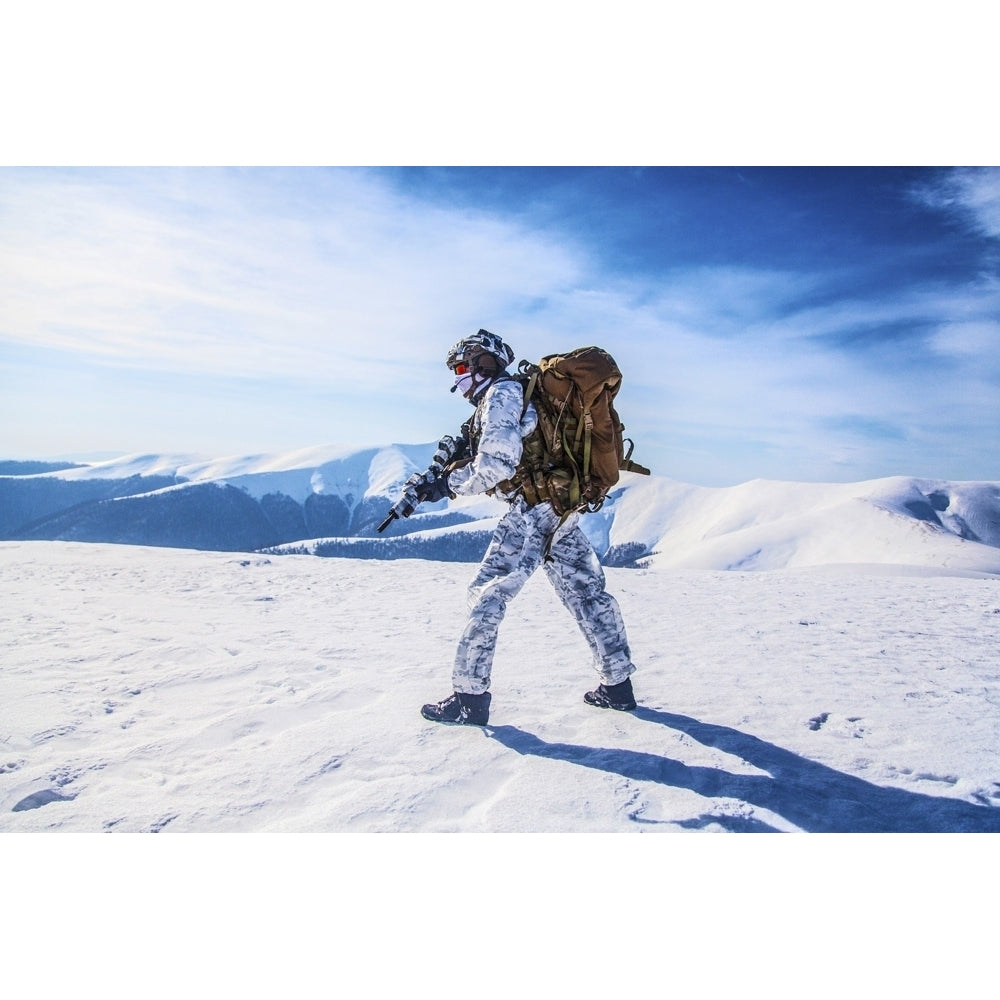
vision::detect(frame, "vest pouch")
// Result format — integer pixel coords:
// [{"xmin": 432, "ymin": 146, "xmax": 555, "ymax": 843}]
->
[{"xmin": 541, "ymin": 466, "xmax": 577, "ymax": 515}]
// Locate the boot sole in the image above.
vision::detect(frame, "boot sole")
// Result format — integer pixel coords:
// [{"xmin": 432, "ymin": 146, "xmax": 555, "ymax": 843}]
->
[
  {"xmin": 420, "ymin": 707, "xmax": 489, "ymax": 726},
  {"xmin": 584, "ymin": 693, "xmax": 637, "ymax": 711}
]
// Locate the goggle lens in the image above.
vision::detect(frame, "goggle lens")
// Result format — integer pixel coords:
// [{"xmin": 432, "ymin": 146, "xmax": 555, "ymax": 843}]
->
[{"xmin": 454, "ymin": 363, "xmax": 470, "ymax": 375}]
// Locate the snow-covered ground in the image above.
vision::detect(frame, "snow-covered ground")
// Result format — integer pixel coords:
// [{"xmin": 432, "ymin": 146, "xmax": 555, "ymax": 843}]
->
[
  {"xmin": 3, "ymin": 540, "xmax": 997, "ymax": 834},
  {"xmin": 5, "ymin": 530, "xmax": 996, "ymax": 994}
]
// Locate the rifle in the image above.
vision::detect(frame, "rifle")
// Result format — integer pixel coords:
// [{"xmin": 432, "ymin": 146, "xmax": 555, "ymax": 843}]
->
[{"xmin": 376, "ymin": 435, "xmax": 467, "ymax": 533}]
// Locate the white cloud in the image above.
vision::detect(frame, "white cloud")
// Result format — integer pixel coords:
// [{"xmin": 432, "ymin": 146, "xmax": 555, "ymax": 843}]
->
[
  {"xmin": 910, "ymin": 166, "xmax": 1000, "ymax": 241},
  {"xmin": 929, "ymin": 320, "xmax": 1000, "ymax": 360},
  {"xmin": 0, "ymin": 168, "xmax": 584, "ymax": 390}
]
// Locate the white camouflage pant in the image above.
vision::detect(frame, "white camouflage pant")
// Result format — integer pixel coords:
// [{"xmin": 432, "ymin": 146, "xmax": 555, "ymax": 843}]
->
[{"xmin": 453, "ymin": 498, "xmax": 636, "ymax": 695}]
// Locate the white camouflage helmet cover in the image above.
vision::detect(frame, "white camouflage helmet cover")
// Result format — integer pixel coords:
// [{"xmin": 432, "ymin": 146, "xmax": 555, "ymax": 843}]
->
[{"xmin": 446, "ymin": 329, "xmax": 515, "ymax": 370}]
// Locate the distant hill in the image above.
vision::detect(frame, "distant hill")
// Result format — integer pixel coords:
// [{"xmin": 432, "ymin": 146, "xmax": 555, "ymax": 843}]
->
[
  {"xmin": 2, "ymin": 445, "xmax": 999, "ymax": 573},
  {"xmin": 0, "ymin": 445, "xmax": 494, "ymax": 558},
  {"xmin": 0, "ymin": 459, "xmax": 84, "ymax": 476}
]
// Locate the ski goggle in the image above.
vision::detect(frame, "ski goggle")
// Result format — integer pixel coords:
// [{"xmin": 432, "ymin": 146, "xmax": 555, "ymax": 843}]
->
[{"xmin": 452, "ymin": 362, "xmax": 471, "ymax": 375}]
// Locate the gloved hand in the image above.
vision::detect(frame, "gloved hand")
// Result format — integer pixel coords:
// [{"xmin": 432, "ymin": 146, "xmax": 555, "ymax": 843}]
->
[{"xmin": 414, "ymin": 472, "xmax": 452, "ymax": 504}]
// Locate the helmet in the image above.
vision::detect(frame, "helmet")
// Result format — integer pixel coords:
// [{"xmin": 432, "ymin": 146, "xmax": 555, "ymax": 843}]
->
[{"xmin": 446, "ymin": 329, "xmax": 515, "ymax": 371}]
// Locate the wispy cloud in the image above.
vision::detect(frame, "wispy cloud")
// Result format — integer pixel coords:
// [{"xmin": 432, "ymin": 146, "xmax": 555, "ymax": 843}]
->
[
  {"xmin": 908, "ymin": 166, "xmax": 1000, "ymax": 241},
  {"xmin": 2, "ymin": 167, "xmax": 998, "ymax": 484},
  {"xmin": 0, "ymin": 168, "xmax": 583, "ymax": 388}
]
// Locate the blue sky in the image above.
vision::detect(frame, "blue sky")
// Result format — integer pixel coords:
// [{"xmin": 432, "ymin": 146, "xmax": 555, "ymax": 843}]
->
[{"xmin": 2, "ymin": 165, "xmax": 999, "ymax": 486}]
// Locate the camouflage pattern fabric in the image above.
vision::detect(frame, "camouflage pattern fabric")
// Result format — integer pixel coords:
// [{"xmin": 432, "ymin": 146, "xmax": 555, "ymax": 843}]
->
[
  {"xmin": 452, "ymin": 497, "xmax": 636, "ymax": 694},
  {"xmin": 448, "ymin": 379, "xmax": 537, "ymax": 499},
  {"xmin": 446, "ymin": 376, "xmax": 635, "ymax": 696}
]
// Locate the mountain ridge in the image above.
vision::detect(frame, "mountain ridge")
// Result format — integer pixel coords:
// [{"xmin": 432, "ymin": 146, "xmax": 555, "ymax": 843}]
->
[{"xmin": 2, "ymin": 445, "xmax": 999, "ymax": 573}]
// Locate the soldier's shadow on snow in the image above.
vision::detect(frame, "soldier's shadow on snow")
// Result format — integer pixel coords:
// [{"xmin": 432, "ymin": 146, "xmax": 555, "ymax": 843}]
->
[{"xmin": 487, "ymin": 708, "xmax": 1000, "ymax": 833}]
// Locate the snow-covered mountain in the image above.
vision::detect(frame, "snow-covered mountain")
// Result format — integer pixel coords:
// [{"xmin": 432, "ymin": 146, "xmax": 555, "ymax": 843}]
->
[
  {"xmin": 2, "ymin": 444, "xmax": 999, "ymax": 573},
  {"xmin": 601, "ymin": 474, "xmax": 1000, "ymax": 573},
  {"xmin": 0, "ymin": 444, "xmax": 468, "ymax": 554}
]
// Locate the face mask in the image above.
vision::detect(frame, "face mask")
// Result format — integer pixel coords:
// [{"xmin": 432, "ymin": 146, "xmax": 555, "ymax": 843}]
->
[{"xmin": 453, "ymin": 371, "xmax": 476, "ymax": 398}]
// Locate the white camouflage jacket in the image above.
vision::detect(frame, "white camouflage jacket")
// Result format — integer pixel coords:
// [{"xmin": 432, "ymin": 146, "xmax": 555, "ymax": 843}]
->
[{"xmin": 448, "ymin": 378, "xmax": 538, "ymax": 499}]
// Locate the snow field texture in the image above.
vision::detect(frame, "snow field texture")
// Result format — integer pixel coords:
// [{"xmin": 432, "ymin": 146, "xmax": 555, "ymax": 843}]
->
[{"xmin": 2, "ymin": 541, "xmax": 998, "ymax": 833}]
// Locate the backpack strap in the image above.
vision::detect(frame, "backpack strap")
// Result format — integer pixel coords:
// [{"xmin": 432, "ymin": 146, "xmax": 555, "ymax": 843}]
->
[
  {"xmin": 521, "ymin": 369, "xmax": 539, "ymax": 417},
  {"xmin": 572, "ymin": 386, "xmax": 603, "ymax": 498},
  {"xmin": 621, "ymin": 436, "xmax": 651, "ymax": 476}
]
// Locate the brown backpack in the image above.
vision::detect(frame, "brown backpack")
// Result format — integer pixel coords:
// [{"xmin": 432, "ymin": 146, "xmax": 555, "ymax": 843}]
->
[{"xmin": 495, "ymin": 346, "xmax": 650, "ymax": 515}]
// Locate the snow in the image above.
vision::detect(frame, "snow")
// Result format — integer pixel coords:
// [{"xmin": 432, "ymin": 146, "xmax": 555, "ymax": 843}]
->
[
  {"xmin": 34, "ymin": 443, "xmax": 430, "ymax": 504},
  {"xmin": 4, "ymin": 514, "xmax": 997, "ymax": 990},
  {"xmin": 604, "ymin": 474, "xmax": 1000, "ymax": 573},
  {"xmin": 16, "ymin": 446, "xmax": 1000, "ymax": 581},
  {"xmin": 3, "ymin": 540, "xmax": 998, "ymax": 834}
]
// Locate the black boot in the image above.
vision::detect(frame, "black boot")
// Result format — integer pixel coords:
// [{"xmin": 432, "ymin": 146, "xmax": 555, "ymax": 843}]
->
[
  {"xmin": 584, "ymin": 677, "xmax": 636, "ymax": 711},
  {"xmin": 421, "ymin": 691, "xmax": 491, "ymax": 726}
]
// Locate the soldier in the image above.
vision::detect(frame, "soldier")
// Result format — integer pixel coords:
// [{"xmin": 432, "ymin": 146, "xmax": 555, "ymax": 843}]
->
[{"xmin": 419, "ymin": 329, "xmax": 637, "ymax": 726}]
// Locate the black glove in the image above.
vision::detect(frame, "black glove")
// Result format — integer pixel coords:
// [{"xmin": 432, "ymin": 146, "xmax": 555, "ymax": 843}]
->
[{"xmin": 414, "ymin": 473, "xmax": 452, "ymax": 504}]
